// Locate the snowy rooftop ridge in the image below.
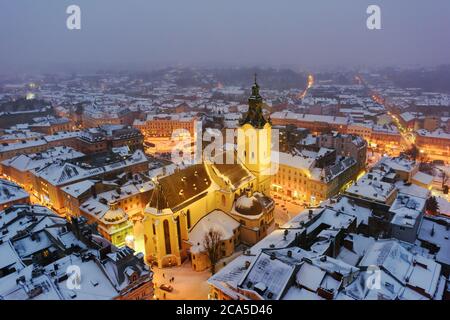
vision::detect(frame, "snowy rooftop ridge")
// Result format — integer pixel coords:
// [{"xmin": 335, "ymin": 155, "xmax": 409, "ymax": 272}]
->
[{"xmin": 0, "ymin": 179, "xmax": 29, "ymax": 205}]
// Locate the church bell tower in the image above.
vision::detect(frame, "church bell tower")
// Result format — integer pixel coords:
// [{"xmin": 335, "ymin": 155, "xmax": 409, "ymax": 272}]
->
[{"xmin": 238, "ymin": 75, "xmax": 272, "ymax": 195}]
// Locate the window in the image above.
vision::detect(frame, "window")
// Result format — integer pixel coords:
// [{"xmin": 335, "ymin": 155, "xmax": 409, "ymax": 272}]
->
[
  {"xmin": 186, "ymin": 210, "xmax": 191, "ymax": 229},
  {"xmin": 221, "ymin": 195, "xmax": 226, "ymax": 207},
  {"xmin": 175, "ymin": 217, "xmax": 182, "ymax": 250},
  {"xmin": 163, "ymin": 220, "xmax": 171, "ymax": 255}
]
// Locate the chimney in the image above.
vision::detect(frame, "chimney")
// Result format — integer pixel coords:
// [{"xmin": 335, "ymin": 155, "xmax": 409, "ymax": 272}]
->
[{"xmin": 91, "ymin": 184, "xmax": 97, "ymax": 198}]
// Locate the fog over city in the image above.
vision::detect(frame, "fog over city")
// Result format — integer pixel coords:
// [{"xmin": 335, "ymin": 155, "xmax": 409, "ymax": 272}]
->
[{"xmin": 1, "ymin": 0, "xmax": 450, "ymax": 73}]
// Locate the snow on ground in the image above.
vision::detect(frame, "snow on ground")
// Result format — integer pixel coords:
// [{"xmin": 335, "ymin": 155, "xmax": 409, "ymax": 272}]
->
[
  {"xmin": 152, "ymin": 260, "xmax": 211, "ymax": 300},
  {"xmin": 273, "ymin": 198, "xmax": 304, "ymax": 226}
]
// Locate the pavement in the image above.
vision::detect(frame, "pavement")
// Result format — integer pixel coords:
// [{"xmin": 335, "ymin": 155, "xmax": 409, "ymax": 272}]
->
[
  {"xmin": 272, "ymin": 196, "xmax": 304, "ymax": 226},
  {"xmin": 150, "ymin": 197, "xmax": 305, "ymax": 300},
  {"xmin": 152, "ymin": 260, "xmax": 211, "ymax": 300}
]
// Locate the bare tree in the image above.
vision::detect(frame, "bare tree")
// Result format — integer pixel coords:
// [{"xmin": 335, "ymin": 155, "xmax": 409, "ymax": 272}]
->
[{"xmin": 202, "ymin": 228, "xmax": 223, "ymax": 274}]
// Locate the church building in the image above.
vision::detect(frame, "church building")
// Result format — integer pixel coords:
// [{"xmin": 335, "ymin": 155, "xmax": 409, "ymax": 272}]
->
[{"xmin": 143, "ymin": 78, "xmax": 275, "ymax": 269}]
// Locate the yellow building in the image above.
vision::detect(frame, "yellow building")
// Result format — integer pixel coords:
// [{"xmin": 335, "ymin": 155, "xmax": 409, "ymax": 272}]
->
[
  {"xmin": 271, "ymin": 152, "xmax": 359, "ymax": 206},
  {"xmin": 143, "ymin": 79, "xmax": 275, "ymax": 269},
  {"xmin": 237, "ymin": 78, "xmax": 272, "ymax": 195}
]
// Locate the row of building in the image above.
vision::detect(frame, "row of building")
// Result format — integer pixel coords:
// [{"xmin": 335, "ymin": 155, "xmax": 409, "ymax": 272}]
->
[
  {"xmin": 271, "ymin": 112, "xmax": 404, "ymax": 155},
  {"xmin": 0, "ymin": 124, "xmax": 143, "ymax": 161},
  {"xmin": 208, "ymin": 155, "xmax": 449, "ymax": 300},
  {"xmin": 0, "ymin": 204, "xmax": 153, "ymax": 300},
  {"xmin": 271, "ymin": 130, "xmax": 367, "ymax": 206}
]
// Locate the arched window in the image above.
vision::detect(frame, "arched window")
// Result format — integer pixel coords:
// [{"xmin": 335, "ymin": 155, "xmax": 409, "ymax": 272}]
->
[
  {"xmin": 186, "ymin": 210, "xmax": 191, "ymax": 230},
  {"xmin": 163, "ymin": 220, "xmax": 171, "ymax": 255},
  {"xmin": 221, "ymin": 194, "xmax": 226, "ymax": 207},
  {"xmin": 175, "ymin": 217, "xmax": 182, "ymax": 250}
]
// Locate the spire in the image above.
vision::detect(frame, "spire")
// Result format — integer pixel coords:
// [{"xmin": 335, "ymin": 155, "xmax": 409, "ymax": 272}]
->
[
  {"xmin": 251, "ymin": 73, "xmax": 261, "ymax": 98},
  {"xmin": 240, "ymin": 75, "xmax": 270, "ymax": 129}
]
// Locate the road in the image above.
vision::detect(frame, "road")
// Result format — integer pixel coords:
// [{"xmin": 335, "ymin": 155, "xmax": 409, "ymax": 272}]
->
[{"xmin": 360, "ymin": 75, "xmax": 417, "ymax": 151}]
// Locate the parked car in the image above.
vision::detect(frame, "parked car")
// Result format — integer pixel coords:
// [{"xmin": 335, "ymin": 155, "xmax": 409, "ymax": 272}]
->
[
  {"xmin": 159, "ymin": 284, "xmax": 173, "ymax": 292},
  {"xmin": 432, "ymin": 160, "xmax": 445, "ymax": 166}
]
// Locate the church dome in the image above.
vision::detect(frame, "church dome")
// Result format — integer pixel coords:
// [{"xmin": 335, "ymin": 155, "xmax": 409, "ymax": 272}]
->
[
  {"xmin": 103, "ymin": 207, "xmax": 127, "ymax": 223},
  {"xmin": 235, "ymin": 195, "xmax": 263, "ymax": 216}
]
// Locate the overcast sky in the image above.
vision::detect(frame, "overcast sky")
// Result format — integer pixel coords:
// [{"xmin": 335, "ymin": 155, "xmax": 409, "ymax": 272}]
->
[{"xmin": 1, "ymin": 0, "xmax": 449, "ymax": 73}]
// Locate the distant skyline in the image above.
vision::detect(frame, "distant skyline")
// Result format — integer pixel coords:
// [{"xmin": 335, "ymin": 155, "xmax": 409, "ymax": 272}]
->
[{"xmin": 1, "ymin": 0, "xmax": 450, "ymax": 73}]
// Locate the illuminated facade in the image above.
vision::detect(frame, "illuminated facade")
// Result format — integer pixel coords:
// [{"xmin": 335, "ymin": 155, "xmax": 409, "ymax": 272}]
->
[
  {"xmin": 143, "ymin": 80, "xmax": 275, "ymax": 269},
  {"xmin": 134, "ymin": 115, "xmax": 197, "ymax": 155},
  {"xmin": 415, "ymin": 129, "xmax": 450, "ymax": 163},
  {"xmin": 271, "ymin": 152, "xmax": 359, "ymax": 206}
]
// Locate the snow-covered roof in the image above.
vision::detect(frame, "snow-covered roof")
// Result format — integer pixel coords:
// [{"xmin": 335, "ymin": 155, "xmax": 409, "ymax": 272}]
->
[
  {"xmin": 2, "ymin": 146, "xmax": 84, "ymax": 172},
  {"xmin": 0, "ymin": 179, "xmax": 29, "ymax": 206},
  {"xmin": 417, "ymin": 216, "xmax": 450, "ymax": 267},
  {"xmin": 395, "ymin": 181, "xmax": 430, "ymax": 199},
  {"xmin": 346, "ymin": 171, "xmax": 396, "ymax": 203},
  {"xmin": 188, "ymin": 210, "xmax": 239, "ymax": 254},
  {"xmin": 272, "ymin": 151, "xmax": 316, "ymax": 171},
  {"xmin": 436, "ymin": 197, "xmax": 450, "ymax": 217},
  {"xmin": 358, "ymin": 239, "xmax": 444, "ymax": 299},
  {"xmin": 271, "ymin": 112, "xmax": 349, "ymax": 125},
  {"xmin": 377, "ymin": 156, "xmax": 417, "ymax": 174},
  {"xmin": 0, "ymin": 139, "xmax": 47, "ymax": 153},
  {"xmin": 411, "ymin": 171, "xmax": 434, "ymax": 186},
  {"xmin": 330, "ymin": 196, "xmax": 372, "ymax": 226},
  {"xmin": 305, "ymin": 208, "xmax": 356, "ymax": 235},
  {"xmin": 416, "ymin": 129, "xmax": 450, "ymax": 140},
  {"xmin": 61, "ymin": 180, "xmax": 97, "ymax": 198},
  {"xmin": 390, "ymin": 193, "xmax": 426, "ymax": 228},
  {"xmin": 0, "ymin": 204, "xmax": 152, "ymax": 300},
  {"xmin": 34, "ymin": 149, "xmax": 148, "ymax": 186},
  {"xmin": 296, "ymin": 262, "xmax": 325, "ymax": 291}
]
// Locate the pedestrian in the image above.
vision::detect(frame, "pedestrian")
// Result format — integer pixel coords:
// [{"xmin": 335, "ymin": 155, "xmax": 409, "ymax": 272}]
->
[{"xmin": 162, "ymin": 273, "xmax": 165, "ymax": 279}]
